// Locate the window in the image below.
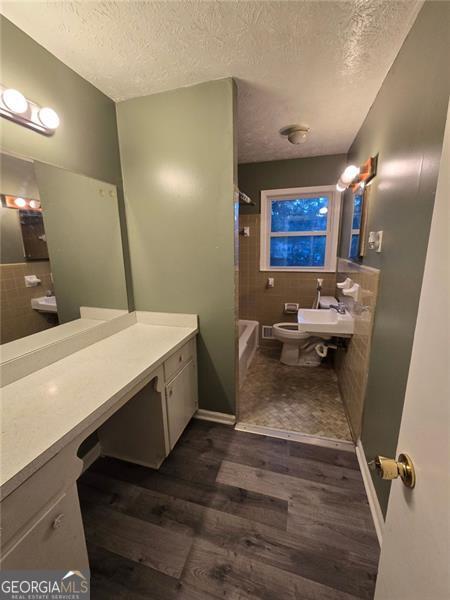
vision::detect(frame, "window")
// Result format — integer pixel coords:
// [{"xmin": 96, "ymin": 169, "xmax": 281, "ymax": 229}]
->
[
  {"xmin": 349, "ymin": 193, "xmax": 362, "ymax": 260},
  {"xmin": 260, "ymin": 186, "xmax": 341, "ymax": 272}
]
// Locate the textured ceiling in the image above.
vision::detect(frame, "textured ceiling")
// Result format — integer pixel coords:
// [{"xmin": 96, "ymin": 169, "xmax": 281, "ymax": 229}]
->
[{"xmin": 1, "ymin": 1, "xmax": 422, "ymax": 163}]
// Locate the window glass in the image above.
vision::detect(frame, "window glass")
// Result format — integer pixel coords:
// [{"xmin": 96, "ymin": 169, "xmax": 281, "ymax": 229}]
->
[
  {"xmin": 270, "ymin": 235, "xmax": 326, "ymax": 267},
  {"xmin": 352, "ymin": 194, "xmax": 363, "ymax": 229},
  {"xmin": 350, "ymin": 234, "xmax": 360, "ymax": 259},
  {"xmin": 271, "ymin": 197, "xmax": 329, "ymax": 232}
]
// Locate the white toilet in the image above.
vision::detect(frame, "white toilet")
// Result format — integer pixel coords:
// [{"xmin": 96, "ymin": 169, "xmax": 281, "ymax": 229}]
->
[{"xmin": 273, "ymin": 296, "xmax": 337, "ymax": 366}]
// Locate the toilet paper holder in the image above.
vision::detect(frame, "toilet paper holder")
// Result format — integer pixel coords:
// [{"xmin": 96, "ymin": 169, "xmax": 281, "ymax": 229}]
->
[{"xmin": 284, "ymin": 303, "xmax": 299, "ymax": 314}]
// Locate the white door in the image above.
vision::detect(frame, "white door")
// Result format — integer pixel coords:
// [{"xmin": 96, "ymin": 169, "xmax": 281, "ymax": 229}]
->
[{"xmin": 374, "ymin": 102, "xmax": 450, "ymax": 599}]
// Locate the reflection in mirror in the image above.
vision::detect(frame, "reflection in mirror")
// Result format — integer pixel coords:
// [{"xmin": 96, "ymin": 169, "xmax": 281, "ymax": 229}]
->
[
  {"xmin": 349, "ymin": 192, "xmax": 362, "ymax": 260},
  {"xmin": 1, "ymin": 153, "xmax": 128, "ymax": 345},
  {"xmin": 348, "ymin": 186, "xmax": 370, "ymax": 261}
]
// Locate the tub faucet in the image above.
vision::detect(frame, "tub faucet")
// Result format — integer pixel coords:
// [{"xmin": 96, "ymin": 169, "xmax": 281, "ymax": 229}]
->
[{"xmin": 330, "ymin": 302, "xmax": 346, "ymax": 315}]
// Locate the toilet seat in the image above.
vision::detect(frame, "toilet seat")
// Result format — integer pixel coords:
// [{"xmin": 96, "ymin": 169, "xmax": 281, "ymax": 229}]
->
[{"xmin": 272, "ymin": 323, "xmax": 310, "ymax": 341}]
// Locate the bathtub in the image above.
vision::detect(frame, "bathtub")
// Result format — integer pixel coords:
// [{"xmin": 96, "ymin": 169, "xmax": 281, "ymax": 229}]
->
[{"xmin": 238, "ymin": 319, "xmax": 259, "ymax": 387}]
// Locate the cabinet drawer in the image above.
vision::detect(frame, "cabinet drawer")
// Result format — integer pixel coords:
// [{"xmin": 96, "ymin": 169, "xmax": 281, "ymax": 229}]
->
[
  {"xmin": 166, "ymin": 360, "xmax": 197, "ymax": 449},
  {"xmin": 164, "ymin": 338, "xmax": 195, "ymax": 382},
  {"xmin": 1, "ymin": 485, "xmax": 88, "ymax": 571}
]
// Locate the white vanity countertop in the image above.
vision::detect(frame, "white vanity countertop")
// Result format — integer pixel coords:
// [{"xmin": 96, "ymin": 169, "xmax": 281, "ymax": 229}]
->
[
  {"xmin": 0, "ymin": 318, "xmax": 103, "ymax": 364},
  {"xmin": 1, "ymin": 313, "xmax": 198, "ymax": 497}
]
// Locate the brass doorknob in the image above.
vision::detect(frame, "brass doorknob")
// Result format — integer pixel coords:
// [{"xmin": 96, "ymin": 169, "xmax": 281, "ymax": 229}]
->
[{"xmin": 369, "ymin": 453, "xmax": 416, "ymax": 488}]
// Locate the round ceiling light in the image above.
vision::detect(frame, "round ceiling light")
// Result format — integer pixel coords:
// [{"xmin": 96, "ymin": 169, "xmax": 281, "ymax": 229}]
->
[
  {"xmin": 2, "ymin": 88, "xmax": 28, "ymax": 114},
  {"xmin": 29, "ymin": 200, "xmax": 41, "ymax": 209},
  {"xmin": 14, "ymin": 197, "xmax": 27, "ymax": 208},
  {"xmin": 38, "ymin": 107, "xmax": 60, "ymax": 130},
  {"xmin": 280, "ymin": 125, "xmax": 310, "ymax": 145}
]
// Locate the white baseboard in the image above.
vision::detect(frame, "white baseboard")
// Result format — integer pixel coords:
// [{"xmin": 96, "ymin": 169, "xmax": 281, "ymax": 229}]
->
[
  {"xmin": 235, "ymin": 422, "xmax": 355, "ymax": 451},
  {"xmin": 355, "ymin": 439, "xmax": 384, "ymax": 546},
  {"xmin": 194, "ymin": 409, "xmax": 236, "ymax": 425}
]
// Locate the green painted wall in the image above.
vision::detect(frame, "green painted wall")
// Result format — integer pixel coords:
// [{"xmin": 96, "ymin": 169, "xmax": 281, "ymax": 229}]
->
[
  {"xmin": 0, "ymin": 16, "xmax": 133, "ymax": 310},
  {"xmin": 0, "ymin": 17, "xmax": 122, "ymax": 185},
  {"xmin": 0, "ymin": 207, "xmax": 23, "ymax": 264},
  {"xmin": 340, "ymin": 1, "xmax": 450, "ymax": 514},
  {"xmin": 1, "ymin": 153, "xmax": 40, "ymax": 264},
  {"xmin": 35, "ymin": 163, "xmax": 128, "ymax": 322},
  {"xmin": 1, "ymin": 153, "xmax": 40, "ymax": 199},
  {"xmin": 117, "ymin": 79, "xmax": 237, "ymax": 414},
  {"xmin": 238, "ymin": 154, "xmax": 347, "ymax": 214}
]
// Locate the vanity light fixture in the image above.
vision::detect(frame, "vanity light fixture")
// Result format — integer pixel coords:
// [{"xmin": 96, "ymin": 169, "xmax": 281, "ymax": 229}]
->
[
  {"xmin": 2, "ymin": 88, "xmax": 28, "ymax": 114},
  {"xmin": 341, "ymin": 165, "xmax": 360, "ymax": 185},
  {"xmin": 1, "ymin": 194, "xmax": 42, "ymax": 211},
  {"xmin": 14, "ymin": 197, "xmax": 27, "ymax": 208},
  {"xmin": 336, "ymin": 156, "xmax": 378, "ymax": 192},
  {"xmin": 0, "ymin": 84, "xmax": 60, "ymax": 135},
  {"xmin": 38, "ymin": 107, "xmax": 60, "ymax": 130}
]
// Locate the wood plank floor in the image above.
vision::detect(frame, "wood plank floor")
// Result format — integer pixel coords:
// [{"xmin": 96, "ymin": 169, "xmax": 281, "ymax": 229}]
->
[{"xmin": 78, "ymin": 419, "xmax": 379, "ymax": 599}]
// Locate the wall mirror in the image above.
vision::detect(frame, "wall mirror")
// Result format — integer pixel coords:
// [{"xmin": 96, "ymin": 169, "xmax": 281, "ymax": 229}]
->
[
  {"xmin": 348, "ymin": 184, "xmax": 371, "ymax": 260},
  {"xmin": 0, "ymin": 152, "xmax": 129, "ymax": 345}
]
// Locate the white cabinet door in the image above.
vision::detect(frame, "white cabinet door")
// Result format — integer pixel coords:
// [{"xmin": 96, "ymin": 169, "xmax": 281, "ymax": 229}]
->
[
  {"xmin": 1, "ymin": 485, "xmax": 88, "ymax": 571},
  {"xmin": 166, "ymin": 360, "xmax": 197, "ymax": 450}
]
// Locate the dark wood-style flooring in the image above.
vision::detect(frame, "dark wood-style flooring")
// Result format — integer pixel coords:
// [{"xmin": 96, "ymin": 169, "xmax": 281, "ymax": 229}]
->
[{"xmin": 78, "ymin": 419, "xmax": 379, "ymax": 599}]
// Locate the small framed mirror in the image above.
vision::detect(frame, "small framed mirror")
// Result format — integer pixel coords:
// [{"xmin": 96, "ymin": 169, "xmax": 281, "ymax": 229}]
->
[{"xmin": 348, "ymin": 185, "xmax": 371, "ymax": 260}]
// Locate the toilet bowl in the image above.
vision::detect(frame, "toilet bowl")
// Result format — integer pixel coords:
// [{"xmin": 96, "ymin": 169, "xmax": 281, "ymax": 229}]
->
[
  {"xmin": 272, "ymin": 323, "xmax": 325, "ymax": 366},
  {"xmin": 273, "ymin": 296, "xmax": 336, "ymax": 367}
]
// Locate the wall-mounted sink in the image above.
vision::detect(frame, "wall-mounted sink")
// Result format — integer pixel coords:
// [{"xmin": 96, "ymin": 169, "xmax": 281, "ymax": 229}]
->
[
  {"xmin": 298, "ymin": 308, "xmax": 354, "ymax": 336},
  {"xmin": 31, "ymin": 296, "xmax": 58, "ymax": 314}
]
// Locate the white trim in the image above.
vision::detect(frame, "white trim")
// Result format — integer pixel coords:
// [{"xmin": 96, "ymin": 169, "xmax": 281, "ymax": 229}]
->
[
  {"xmin": 194, "ymin": 409, "xmax": 236, "ymax": 425},
  {"xmin": 235, "ymin": 422, "xmax": 355, "ymax": 451},
  {"xmin": 260, "ymin": 186, "xmax": 342, "ymax": 272},
  {"xmin": 355, "ymin": 438, "xmax": 384, "ymax": 547}
]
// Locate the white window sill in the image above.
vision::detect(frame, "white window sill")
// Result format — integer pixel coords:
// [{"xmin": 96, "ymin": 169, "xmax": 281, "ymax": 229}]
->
[{"xmin": 259, "ymin": 267, "xmax": 337, "ymax": 273}]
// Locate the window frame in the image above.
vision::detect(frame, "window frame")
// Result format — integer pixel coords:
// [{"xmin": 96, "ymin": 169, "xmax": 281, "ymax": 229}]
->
[{"xmin": 260, "ymin": 185, "xmax": 342, "ymax": 272}]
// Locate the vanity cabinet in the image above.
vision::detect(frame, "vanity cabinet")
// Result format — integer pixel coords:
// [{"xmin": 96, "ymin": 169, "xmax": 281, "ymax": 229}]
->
[
  {"xmin": 166, "ymin": 358, "xmax": 198, "ymax": 449},
  {"xmin": 98, "ymin": 337, "xmax": 198, "ymax": 468},
  {"xmin": 2, "ymin": 486, "xmax": 88, "ymax": 571},
  {"xmin": 1, "ymin": 311, "xmax": 198, "ymax": 573}
]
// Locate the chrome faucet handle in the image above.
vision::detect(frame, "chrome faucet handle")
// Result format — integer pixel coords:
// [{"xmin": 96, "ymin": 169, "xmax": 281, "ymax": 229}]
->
[{"xmin": 330, "ymin": 303, "xmax": 346, "ymax": 315}]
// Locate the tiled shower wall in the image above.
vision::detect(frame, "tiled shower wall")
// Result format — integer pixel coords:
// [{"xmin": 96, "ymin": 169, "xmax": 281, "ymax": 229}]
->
[
  {"xmin": 0, "ymin": 262, "xmax": 57, "ymax": 344},
  {"xmin": 335, "ymin": 258, "xmax": 380, "ymax": 439},
  {"xmin": 239, "ymin": 213, "xmax": 337, "ymax": 345}
]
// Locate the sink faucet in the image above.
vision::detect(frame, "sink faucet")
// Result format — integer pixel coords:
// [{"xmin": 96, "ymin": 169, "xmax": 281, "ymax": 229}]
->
[{"xmin": 330, "ymin": 302, "xmax": 346, "ymax": 315}]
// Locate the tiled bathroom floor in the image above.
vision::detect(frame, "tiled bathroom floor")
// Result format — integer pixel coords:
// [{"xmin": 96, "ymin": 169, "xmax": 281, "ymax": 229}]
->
[{"xmin": 239, "ymin": 348, "xmax": 352, "ymax": 441}]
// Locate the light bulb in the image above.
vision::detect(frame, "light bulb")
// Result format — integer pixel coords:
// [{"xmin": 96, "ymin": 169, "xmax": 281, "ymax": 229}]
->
[
  {"xmin": 29, "ymin": 200, "xmax": 41, "ymax": 209},
  {"xmin": 336, "ymin": 180, "xmax": 346, "ymax": 192},
  {"xmin": 14, "ymin": 197, "xmax": 27, "ymax": 208},
  {"xmin": 2, "ymin": 88, "xmax": 28, "ymax": 114},
  {"xmin": 341, "ymin": 165, "xmax": 360, "ymax": 185},
  {"xmin": 38, "ymin": 107, "xmax": 60, "ymax": 130}
]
